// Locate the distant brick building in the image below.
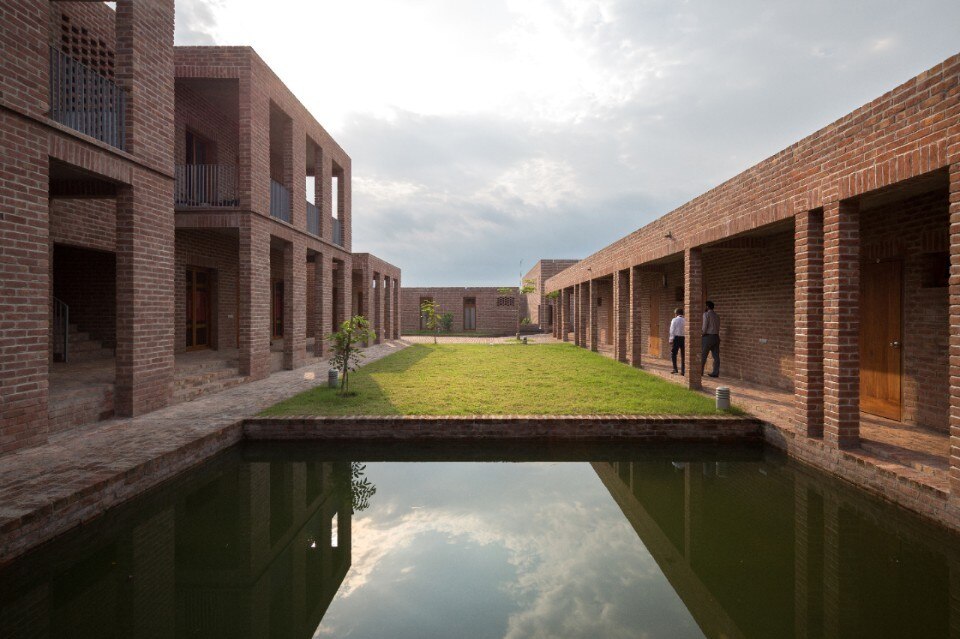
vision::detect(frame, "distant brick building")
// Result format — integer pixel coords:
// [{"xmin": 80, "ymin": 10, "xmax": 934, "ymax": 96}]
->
[
  {"xmin": 522, "ymin": 259, "xmax": 579, "ymax": 331},
  {"xmin": 401, "ymin": 287, "xmax": 519, "ymax": 335},
  {"xmin": 546, "ymin": 54, "xmax": 960, "ymax": 509},
  {"xmin": 0, "ymin": 2, "xmax": 399, "ymax": 454}
]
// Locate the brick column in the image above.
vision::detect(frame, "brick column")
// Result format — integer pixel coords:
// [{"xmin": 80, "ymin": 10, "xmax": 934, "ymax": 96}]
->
[
  {"xmin": 560, "ymin": 288, "xmax": 571, "ymax": 342},
  {"xmin": 393, "ymin": 276, "xmax": 401, "ymax": 339},
  {"xmin": 628, "ymin": 266, "xmax": 642, "ymax": 367},
  {"xmin": 282, "ymin": 238, "xmax": 306, "ymax": 370},
  {"xmin": 115, "ymin": 169, "xmax": 175, "ymax": 416},
  {"xmin": 588, "ymin": 279, "xmax": 599, "ymax": 352},
  {"xmin": 684, "ymin": 248, "xmax": 703, "ymax": 390},
  {"xmin": 823, "ymin": 199, "xmax": 860, "ymax": 449},
  {"xmin": 573, "ymin": 284, "xmax": 581, "ymax": 346},
  {"xmin": 795, "ymin": 209, "xmax": 825, "ymax": 437},
  {"xmin": 383, "ymin": 277, "xmax": 392, "ymax": 341},
  {"xmin": 238, "ymin": 218, "xmax": 271, "ymax": 379},
  {"xmin": 373, "ymin": 273, "xmax": 384, "ymax": 344},
  {"xmin": 0, "ymin": 119, "xmax": 49, "ymax": 453},
  {"xmin": 336, "ymin": 256, "xmax": 352, "ymax": 326},
  {"xmin": 312, "ymin": 251, "xmax": 327, "ymax": 357},
  {"xmin": 949, "ymin": 162, "xmax": 960, "ymax": 497},
  {"xmin": 613, "ymin": 269, "xmax": 629, "ymax": 362}
]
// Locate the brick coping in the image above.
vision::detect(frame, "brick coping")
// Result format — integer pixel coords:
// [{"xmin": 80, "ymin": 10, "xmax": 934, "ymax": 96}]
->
[{"xmin": 244, "ymin": 414, "xmax": 762, "ymax": 440}]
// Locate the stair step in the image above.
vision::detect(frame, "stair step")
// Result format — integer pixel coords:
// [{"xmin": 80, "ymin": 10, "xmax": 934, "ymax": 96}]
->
[
  {"xmin": 175, "ymin": 357, "xmax": 239, "ymax": 374},
  {"xmin": 173, "ymin": 374, "xmax": 248, "ymax": 403},
  {"xmin": 69, "ymin": 348, "xmax": 115, "ymax": 363},
  {"xmin": 174, "ymin": 366, "xmax": 241, "ymax": 389}
]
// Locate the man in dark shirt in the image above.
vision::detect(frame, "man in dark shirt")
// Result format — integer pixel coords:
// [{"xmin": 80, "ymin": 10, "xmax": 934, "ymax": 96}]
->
[{"xmin": 701, "ymin": 300, "xmax": 720, "ymax": 378}]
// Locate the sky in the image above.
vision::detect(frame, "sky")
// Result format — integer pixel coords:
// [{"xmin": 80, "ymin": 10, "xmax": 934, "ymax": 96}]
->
[{"xmin": 173, "ymin": 0, "xmax": 960, "ymax": 286}]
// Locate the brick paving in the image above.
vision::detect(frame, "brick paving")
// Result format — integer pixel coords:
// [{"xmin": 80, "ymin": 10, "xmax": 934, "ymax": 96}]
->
[{"xmin": 0, "ymin": 340, "xmax": 408, "ymax": 564}]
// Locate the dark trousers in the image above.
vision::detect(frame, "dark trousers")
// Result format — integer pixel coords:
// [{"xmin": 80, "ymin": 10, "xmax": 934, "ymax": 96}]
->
[
  {"xmin": 670, "ymin": 336, "xmax": 685, "ymax": 373},
  {"xmin": 701, "ymin": 334, "xmax": 720, "ymax": 376}
]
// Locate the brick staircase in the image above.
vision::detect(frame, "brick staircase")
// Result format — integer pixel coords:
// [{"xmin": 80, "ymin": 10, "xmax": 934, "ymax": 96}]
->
[
  {"xmin": 47, "ymin": 323, "xmax": 116, "ymax": 434},
  {"xmin": 64, "ymin": 324, "xmax": 114, "ymax": 362},
  {"xmin": 173, "ymin": 355, "xmax": 248, "ymax": 404}
]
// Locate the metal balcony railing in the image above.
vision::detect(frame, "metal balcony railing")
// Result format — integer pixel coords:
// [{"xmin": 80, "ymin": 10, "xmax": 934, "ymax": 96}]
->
[
  {"xmin": 175, "ymin": 164, "xmax": 239, "ymax": 207},
  {"xmin": 306, "ymin": 202, "xmax": 321, "ymax": 236},
  {"xmin": 270, "ymin": 180, "xmax": 291, "ymax": 223},
  {"xmin": 332, "ymin": 217, "xmax": 343, "ymax": 246},
  {"xmin": 49, "ymin": 46, "xmax": 126, "ymax": 149}
]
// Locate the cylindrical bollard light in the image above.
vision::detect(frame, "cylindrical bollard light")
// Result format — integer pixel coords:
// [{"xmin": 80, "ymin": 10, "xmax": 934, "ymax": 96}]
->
[
  {"xmin": 716, "ymin": 386, "xmax": 731, "ymax": 411},
  {"xmin": 328, "ymin": 369, "xmax": 339, "ymax": 389}
]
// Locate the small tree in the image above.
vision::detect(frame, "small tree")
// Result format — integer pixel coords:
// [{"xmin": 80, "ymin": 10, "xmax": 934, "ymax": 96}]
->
[
  {"xmin": 329, "ymin": 315, "xmax": 375, "ymax": 395},
  {"xmin": 499, "ymin": 278, "xmax": 536, "ymax": 339},
  {"xmin": 439, "ymin": 312, "xmax": 454, "ymax": 333},
  {"xmin": 420, "ymin": 298, "xmax": 442, "ymax": 344}
]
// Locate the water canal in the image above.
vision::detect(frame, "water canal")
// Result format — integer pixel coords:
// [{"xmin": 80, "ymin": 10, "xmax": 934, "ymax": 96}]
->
[{"xmin": 0, "ymin": 442, "xmax": 956, "ymax": 638}]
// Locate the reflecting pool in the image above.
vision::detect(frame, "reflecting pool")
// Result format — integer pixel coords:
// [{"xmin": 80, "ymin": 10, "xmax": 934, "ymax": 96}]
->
[{"xmin": 1, "ymin": 442, "xmax": 957, "ymax": 638}]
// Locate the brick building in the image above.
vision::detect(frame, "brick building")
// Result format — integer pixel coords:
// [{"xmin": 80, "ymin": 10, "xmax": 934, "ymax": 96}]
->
[
  {"xmin": 401, "ymin": 287, "xmax": 519, "ymax": 335},
  {"xmin": 0, "ymin": 2, "xmax": 400, "ymax": 455},
  {"xmin": 522, "ymin": 259, "xmax": 579, "ymax": 332},
  {"xmin": 546, "ymin": 54, "xmax": 960, "ymax": 509}
]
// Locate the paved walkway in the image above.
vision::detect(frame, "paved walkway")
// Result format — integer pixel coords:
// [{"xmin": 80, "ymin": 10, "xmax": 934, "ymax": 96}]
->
[
  {"xmin": 0, "ymin": 340, "xmax": 408, "ymax": 563},
  {"xmin": 403, "ymin": 334, "xmax": 556, "ymax": 345}
]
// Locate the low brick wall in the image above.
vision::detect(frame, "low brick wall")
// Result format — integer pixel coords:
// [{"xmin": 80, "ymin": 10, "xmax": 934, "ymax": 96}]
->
[
  {"xmin": 243, "ymin": 415, "xmax": 763, "ymax": 442},
  {"xmin": 762, "ymin": 423, "xmax": 960, "ymax": 530}
]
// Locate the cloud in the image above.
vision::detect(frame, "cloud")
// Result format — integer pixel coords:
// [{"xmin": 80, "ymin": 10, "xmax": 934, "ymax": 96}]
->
[
  {"xmin": 174, "ymin": 0, "xmax": 220, "ymax": 45},
  {"xmin": 315, "ymin": 462, "xmax": 701, "ymax": 639},
  {"xmin": 174, "ymin": 0, "xmax": 960, "ymax": 285}
]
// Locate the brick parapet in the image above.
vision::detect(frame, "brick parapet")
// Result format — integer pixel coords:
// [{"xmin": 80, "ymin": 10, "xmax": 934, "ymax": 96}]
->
[{"xmin": 243, "ymin": 415, "xmax": 763, "ymax": 442}]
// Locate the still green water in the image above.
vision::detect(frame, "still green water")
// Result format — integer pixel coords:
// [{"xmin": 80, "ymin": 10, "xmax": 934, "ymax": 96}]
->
[{"xmin": 0, "ymin": 442, "xmax": 957, "ymax": 638}]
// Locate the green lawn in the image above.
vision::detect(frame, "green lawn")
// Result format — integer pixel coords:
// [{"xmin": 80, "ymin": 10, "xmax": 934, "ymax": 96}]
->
[{"xmin": 262, "ymin": 343, "xmax": 729, "ymax": 416}]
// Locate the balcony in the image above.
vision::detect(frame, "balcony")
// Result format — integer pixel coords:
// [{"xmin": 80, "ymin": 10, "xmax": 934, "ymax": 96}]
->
[
  {"xmin": 49, "ymin": 47, "xmax": 126, "ymax": 150},
  {"xmin": 175, "ymin": 165, "xmax": 239, "ymax": 207},
  {"xmin": 333, "ymin": 217, "xmax": 343, "ymax": 247},
  {"xmin": 270, "ymin": 180, "xmax": 291, "ymax": 223},
  {"xmin": 306, "ymin": 202, "xmax": 320, "ymax": 236}
]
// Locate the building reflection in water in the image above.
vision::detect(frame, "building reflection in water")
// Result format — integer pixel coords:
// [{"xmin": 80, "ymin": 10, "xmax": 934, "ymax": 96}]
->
[
  {"xmin": 0, "ymin": 449, "xmax": 354, "ymax": 639},
  {"xmin": 593, "ymin": 458, "xmax": 960, "ymax": 639}
]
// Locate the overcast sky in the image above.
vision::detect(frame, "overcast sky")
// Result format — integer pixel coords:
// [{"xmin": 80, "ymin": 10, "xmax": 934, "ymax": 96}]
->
[{"xmin": 174, "ymin": 0, "xmax": 960, "ymax": 286}]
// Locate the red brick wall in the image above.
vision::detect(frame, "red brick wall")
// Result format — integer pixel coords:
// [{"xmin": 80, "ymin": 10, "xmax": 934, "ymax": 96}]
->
[
  {"xmin": 401, "ymin": 287, "xmax": 517, "ymax": 335},
  {"xmin": 701, "ymin": 230, "xmax": 796, "ymax": 391},
  {"xmin": 50, "ymin": 198, "xmax": 117, "ymax": 252},
  {"xmin": 53, "ymin": 245, "xmax": 116, "ymax": 349},
  {"xmin": 174, "ymin": 230, "xmax": 239, "ymax": 353},
  {"xmin": 0, "ymin": 112, "xmax": 50, "ymax": 453},
  {"xmin": 174, "ymin": 81, "xmax": 240, "ymax": 166}
]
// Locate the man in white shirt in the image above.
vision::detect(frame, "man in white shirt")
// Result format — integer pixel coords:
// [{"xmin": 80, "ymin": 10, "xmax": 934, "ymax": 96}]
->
[{"xmin": 668, "ymin": 308, "xmax": 686, "ymax": 375}]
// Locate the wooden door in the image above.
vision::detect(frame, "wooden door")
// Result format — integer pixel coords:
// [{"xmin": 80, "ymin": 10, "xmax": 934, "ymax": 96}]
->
[
  {"xmin": 464, "ymin": 298, "xmax": 477, "ymax": 331},
  {"xmin": 185, "ymin": 266, "xmax": 211, "ymax": 350},
  {"xmin": 649, "ymin": 292, "xmax": 661, "ymax": 355},
  {"xmin": 271, "ymin": 280, "xmax": 284, "ymax": 339},
  {"xmin": 860, "ymin": 260, "xmax": 902, "ymax": 420}
]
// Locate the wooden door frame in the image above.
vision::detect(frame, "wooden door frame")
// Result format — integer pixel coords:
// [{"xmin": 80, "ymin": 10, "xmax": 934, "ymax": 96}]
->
[
  {"xmin": 185, "ymin": 265, "xmax": 213, "ymax": 351},
  {"xmin": 463, "ymin": 297, "xmax": 477, "ymax": 331},
  {"xmin": 859, "ymin": 258, "xmax": 903, "ymax": 421}
]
